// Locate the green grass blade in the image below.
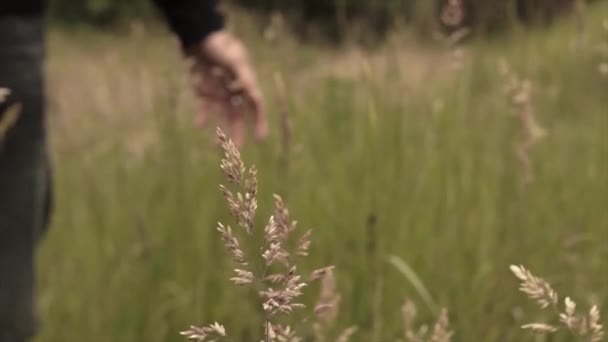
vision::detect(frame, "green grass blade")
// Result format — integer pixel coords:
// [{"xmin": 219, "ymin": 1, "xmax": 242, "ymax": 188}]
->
[{"xmin": 388, "ymin": 255, "xmax": 438, "ymax": 315}]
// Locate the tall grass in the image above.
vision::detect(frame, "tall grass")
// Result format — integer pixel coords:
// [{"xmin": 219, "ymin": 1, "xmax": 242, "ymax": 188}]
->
[{"xmin": 36, "ymin": 3, "xmax": 607, "ymax": 341}]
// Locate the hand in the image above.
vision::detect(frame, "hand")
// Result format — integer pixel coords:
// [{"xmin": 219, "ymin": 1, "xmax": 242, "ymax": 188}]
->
[{"xmin": 190, "ymin": 31, "xmax": 267, "ymax": 147}]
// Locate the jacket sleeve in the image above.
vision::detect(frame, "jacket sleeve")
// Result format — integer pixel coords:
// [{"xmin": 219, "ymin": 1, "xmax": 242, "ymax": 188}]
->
[{"xmin": 152, "ymin": 0, "xmax": 224, "ymax": 51}]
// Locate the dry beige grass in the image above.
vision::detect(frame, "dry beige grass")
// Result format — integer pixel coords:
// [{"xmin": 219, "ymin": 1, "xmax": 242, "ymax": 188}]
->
[
  {"xmin": 511, "ymin": 265, "xmax": 604, "ymax": 342},
  {"xmin": 181, "ymin": 128, "xmax": 458, "ymax": 342},
  {"xmin": 182, "ymin": 128, "xmax": 334, "ymax": 341},
  {"xmin": 181, "ymin": 129, "xmax": 606, "ymax": 342},
  {"xmin": 498, "ymin": 59, "xmax": 547, "ymax": 184},
  {"xmin": 398, "ymin": 299, "xmax": 453, "ymax": 342},
  {"xmin": 179, "ymin": 125, "xmax": 608, "ymax": 342},
  {"xmin": 46, "ymin": 19, "xmax": 463, "ymax": 161},
  {"xmin": 37, "ymin": 9, "xmax": 607, "ymax": 341}
]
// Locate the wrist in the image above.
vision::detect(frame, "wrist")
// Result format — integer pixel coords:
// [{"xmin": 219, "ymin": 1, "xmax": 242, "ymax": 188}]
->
[{"xmin": 200, "ymin": 31, "xmax": 248, "ymax": 67}]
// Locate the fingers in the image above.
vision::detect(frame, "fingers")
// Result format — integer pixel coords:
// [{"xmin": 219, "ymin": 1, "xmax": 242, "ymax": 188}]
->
[
  {"xmin": 233, "ymin": 65, "xmax": 268, "ymax": 142},
  {"xmin": 228, "ymin": 104, "xmax": 246, "ymax": 148},
  {"xmin": 191, "ymin": 57, "xmax": 267, "ymax": 146},
  {"xmin": 194, "ymin": 101, "xmax": 211, "ymax": 128},
  {"xmin": 248, "ymin": 90, "xmax": 268, "ymax": 142},
  {"xmin": 192, "ymin": 64, "xmax": 227, "ymax": 101},
  {"xmin": 196, "ymin": 90, "xmax": 244, "ymax": 148}
]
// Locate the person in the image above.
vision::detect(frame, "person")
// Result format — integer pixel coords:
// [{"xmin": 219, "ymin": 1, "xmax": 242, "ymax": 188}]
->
[{"xmin": 0, "ymin": 1, "xmax": 267, "ymax": 340}]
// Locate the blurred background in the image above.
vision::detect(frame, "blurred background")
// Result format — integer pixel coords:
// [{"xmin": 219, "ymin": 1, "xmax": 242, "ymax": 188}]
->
[{"xmin": 40, "ymin": 0, "xmax": 606, "ymax": 341}]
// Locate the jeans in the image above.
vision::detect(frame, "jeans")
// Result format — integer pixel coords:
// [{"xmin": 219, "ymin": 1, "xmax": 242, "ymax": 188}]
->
[{"xmin": 0, "ymin": 16, "xmax": 52, "ymax": 341}]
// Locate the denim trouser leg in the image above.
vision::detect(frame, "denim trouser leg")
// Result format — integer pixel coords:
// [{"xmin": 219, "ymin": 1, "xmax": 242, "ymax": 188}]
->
[{"xmin": 0, "ymin": 16, "xmax": 52, "ymax": 341}]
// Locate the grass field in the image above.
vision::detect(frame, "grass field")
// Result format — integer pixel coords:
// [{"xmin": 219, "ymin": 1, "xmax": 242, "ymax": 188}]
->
[{"xmin": 37, "ymin": 4, "xmax": 607, "ymax": 341}]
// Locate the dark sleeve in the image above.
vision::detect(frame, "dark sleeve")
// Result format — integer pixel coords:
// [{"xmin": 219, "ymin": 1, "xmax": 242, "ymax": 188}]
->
[{"xmin": 152, "ymin": 0, "xmax": 224, "ymax": 51}]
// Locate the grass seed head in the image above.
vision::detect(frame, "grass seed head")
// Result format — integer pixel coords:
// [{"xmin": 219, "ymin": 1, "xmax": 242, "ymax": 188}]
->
[
  {"xmin": 430, "ymin": 308, "xmax": 453, "ymax": 342},
  {"xmin": 217, "ymin": 223, "xmax": 247, "ymax": 265},
  {"xmin": 510, "ymin": 265, "xmax": 558, "ymax": 309},
  {"xmin": 217, "ymin": 127, "xmax": 246, "ymax": 185},
  {"xmin": 314, "ymin": 267, "xmax": 340, "ymax": 325},
  {"xmin": 402, "ymin": 298, "xmax": 417, "ymax": 335},
  {"xmin": 521, "ymin": 323, "xmax": 560, "ymax": 334},
  {"xmin": 335, "ymin": 326, "xmax": 358, "ymax": 342},
  {"xmin": 589, "ymin": 305, "xmax": 604, "ymax": 342},
  {"xmin": 511, "ymin": 265, "xmax": 604, "ymax": 341},
  {"xmin": 231, "ymin": 268, "xmax": 254, "ymax": 286},
  {"xmin": 180, "ymin": 322, "xmax": 226, "ymax": 341},
  {"xmin": 296, "ymin": 230, "xmax": 312, "ymax": 257}
]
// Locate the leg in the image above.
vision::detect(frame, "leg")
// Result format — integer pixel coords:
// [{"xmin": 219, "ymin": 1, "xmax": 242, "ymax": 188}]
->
[{"xmin": 0, "ymin": 16, "xmax": 51, "ymax": 341}]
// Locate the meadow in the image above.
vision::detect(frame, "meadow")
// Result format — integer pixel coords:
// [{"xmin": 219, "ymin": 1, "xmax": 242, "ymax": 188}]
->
[{"xmin": 37, "ymin": 3, "xmax": 607, "ymax": 341}]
